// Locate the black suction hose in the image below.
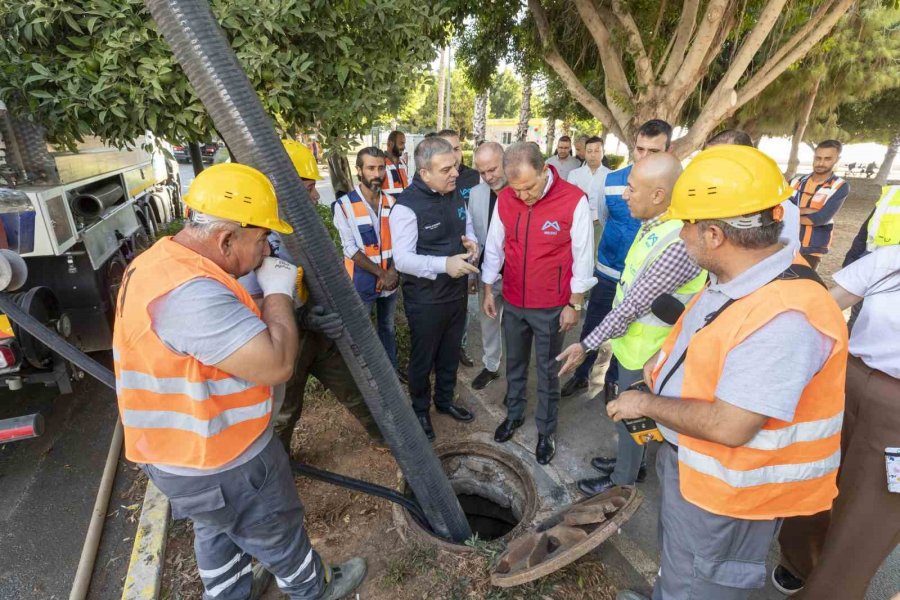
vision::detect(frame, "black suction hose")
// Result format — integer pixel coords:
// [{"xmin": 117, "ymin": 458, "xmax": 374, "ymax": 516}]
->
[
  {"xmin": 0, "ymin": 292, "xmax": 432, "ymax": 532},
  {"xmin": 0, "ymin": 293, "xmax": 115, "ymax": 389},
  {"xmin": 143, "ymin": 0, "xmax": 471, "ymax": 541}
]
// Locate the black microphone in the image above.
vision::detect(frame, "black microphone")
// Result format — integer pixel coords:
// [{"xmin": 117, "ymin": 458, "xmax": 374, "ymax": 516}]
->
[{"xmin": 651, "ymin": 294, "xmax": 685, "ymax": 326}]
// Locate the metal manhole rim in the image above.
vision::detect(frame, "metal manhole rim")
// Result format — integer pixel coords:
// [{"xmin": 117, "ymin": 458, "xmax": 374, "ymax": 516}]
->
[{"xmin": 391, "ymin": 439, "xmax": 541, "ymax": 551}]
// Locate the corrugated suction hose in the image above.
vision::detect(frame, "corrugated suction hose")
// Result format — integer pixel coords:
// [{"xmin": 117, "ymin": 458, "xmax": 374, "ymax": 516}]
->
[{"xmin": 143, "ymin": 0, "xmax": 471, "ymax": 541}]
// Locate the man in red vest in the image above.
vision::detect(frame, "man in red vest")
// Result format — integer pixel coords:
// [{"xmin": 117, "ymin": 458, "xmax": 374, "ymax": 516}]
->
[{"xmin": 482, "ymin": 142, "xmax": 597, "ymax": 464}]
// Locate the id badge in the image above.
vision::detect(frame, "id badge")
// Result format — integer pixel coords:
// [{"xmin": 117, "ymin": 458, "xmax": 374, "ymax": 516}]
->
[{"xmin": 886, "ymin": 447, "xmax": 900, "ymax": 494}]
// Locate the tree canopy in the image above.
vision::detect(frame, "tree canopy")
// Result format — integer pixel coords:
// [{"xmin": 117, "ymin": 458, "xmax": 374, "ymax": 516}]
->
[
  {"xmin": 459, "ymin": 0, "xmax": 859, "ymax": 156},
  {"xmin": 0, "ymin": 0, "xmax": 461, "ymax": 148}
]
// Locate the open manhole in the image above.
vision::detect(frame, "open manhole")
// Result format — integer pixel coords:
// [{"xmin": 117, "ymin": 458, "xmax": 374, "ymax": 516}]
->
[{"xmin": 392, "ymin": 441, "xmax": 539, "ymax": 551}]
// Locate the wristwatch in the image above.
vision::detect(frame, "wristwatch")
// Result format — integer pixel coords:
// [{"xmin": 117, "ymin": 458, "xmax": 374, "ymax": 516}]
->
[{"xmin": 567, "ymin": 302, "xmax": 583, "ymax": 311}]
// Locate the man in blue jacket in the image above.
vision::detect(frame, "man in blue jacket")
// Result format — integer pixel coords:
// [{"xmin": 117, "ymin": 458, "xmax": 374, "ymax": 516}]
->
[{"xmin": 561, "ymin": 119, "xmax": 673, "ymax": 400}]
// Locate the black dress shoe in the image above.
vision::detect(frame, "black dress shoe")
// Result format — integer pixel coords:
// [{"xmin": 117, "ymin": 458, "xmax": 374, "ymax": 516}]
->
[
  {"xmin": 459, "ymin": 350, "xmax": 474, "ymax": 367},
  {"xmin": 472, "ymin": 368, "xmax": 500, "ymax": 390},
  {"xmin": 417, "ymin": 414, "xmax": 435, "ymax": 441},
  {"xmin": 493, "ymin": 418, "xmax": 524, "ymax": 443},
  {"xmin": 591, "ymin": 456, "xmax": 616, "ymax": 472},
  {"xmin": 590, "ymin": 456, "xmax": 648, "ymax": 482},
  {"xmin": 436, "ymin": 403, "xmax": 474, "ymax": 422},
  {"xmin": 577, "ymin": 475, "xmax": 614, "ymax": 496},
  {"xmin": 603, "ymin": 382, "xmax": 620, "ymax": 404},
  {"xmin": 561, "ymin": 376, "xmax": 588, "ymax": 397},
  {"xmin": 536, "ymin": 434, "xmax": 556, "ymax": 465}
]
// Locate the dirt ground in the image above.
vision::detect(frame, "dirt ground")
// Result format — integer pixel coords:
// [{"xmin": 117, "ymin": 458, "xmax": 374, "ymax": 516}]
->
[{"xmin": 158, "ymin": 177, "xmax": 883, "ymax": 600}]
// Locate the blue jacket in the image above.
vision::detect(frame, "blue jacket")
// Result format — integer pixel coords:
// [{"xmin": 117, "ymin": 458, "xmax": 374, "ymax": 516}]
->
[{"xmin": 596, "ymin": 164, "xmax": 642, "ymax": 282}]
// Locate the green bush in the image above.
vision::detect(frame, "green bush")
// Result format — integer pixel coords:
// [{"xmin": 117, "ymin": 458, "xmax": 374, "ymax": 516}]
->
[
  {"xmin": 461, "ymin": 150, "xmax": 474, "ymax": 168},
  {"xmin": 606, "ymin": 154, "xmax": 626, "ymax": 170}
]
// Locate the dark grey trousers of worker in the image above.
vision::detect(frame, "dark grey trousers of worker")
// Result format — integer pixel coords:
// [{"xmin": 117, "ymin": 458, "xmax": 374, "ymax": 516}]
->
[
  {"xmin": 275, "ymin": 330, "xmax": 383, "ymax": 451},
  {"xmin": 404, "ymin": 298, "xmax": 467, "ymax": 415},
  {"xmin": 143, "ymin": 437, "xmax": 324, "ymax": 600},
  {"xmin": 503, "ymin": 303, "xmax": 565, "ymax": 435},
  {"xmin": 653, "ymin": 442, "xmax": 780, "ymax": 600},
  {"xmin": 609, "ymin": 366, "xmax": 647, "ymax": 485}
]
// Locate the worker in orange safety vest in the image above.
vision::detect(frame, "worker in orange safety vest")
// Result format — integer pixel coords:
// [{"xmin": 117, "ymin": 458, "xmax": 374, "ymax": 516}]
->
[
  {"xmin": 609, "ymin": 145, "xmax": 848, "ymax": 600},
  {"xmin": 113, "ymin": 162, "xmax": 366, "ymax": 600}
]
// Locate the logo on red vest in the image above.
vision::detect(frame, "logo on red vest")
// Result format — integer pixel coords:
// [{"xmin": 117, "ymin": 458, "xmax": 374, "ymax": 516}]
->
[{"xmin": 542, "ymin": 220, "xmax": 561, "ymax": 235}]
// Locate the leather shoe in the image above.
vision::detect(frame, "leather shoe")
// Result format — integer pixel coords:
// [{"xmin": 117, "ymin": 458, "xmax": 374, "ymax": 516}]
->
[
  {"xmin": 436, "ymin": 403, "xmax": 474, "ymax": 422},
  {"xmin": 561, "ymin": 376, "xmax": 588, "ymax": 397},
  {"xmin": 577, "ymin": 475, "xmax": 614, "ymax": 496},
  {"xmin": 536, "ymin": 434, "xmax": 556, "ymax": 465},
  {"xmin": 417, "ymin": 414, "xmax": 435, "ymax": 441},
  {"xmin": 459, "ymin": 349, "xmax": 474, "ymax": 367},
  {"xmin": 590, "ymin": 456, "xmax": 616, "ymax": 472},
  {"xmin": 603, "ymin": 381, "xmax": 619, "ymax": 404},
  {"xmin": 493, "ymin": 418, "xmax": 524, "ymax": 443},
  {"xmin": 590, "ymin": 456, "xmax": 648, "ymax": 482}
]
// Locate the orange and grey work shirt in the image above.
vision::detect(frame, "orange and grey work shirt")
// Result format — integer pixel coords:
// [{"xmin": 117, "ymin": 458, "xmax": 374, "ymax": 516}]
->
[{"xmin": 790, "ymin": 174, "xmax": 849, "ymax": 256}]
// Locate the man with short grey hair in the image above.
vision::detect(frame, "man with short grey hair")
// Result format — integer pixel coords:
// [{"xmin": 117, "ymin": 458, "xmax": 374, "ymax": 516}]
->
[
  {"xmin": 469, "ymin": 142, "xmax": 507, "ymax": 390},
  {"xmin": 390, "ymin": 136, "xmax": 480, "ymax": 441},
  {"xmin": 482, "ymin": 142, "xmax": 597, "ymax": 464}
]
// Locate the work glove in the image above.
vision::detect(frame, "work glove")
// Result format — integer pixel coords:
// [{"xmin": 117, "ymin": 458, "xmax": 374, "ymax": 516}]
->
[
  {"xmin": 255, "ymin": 257, "xmax": 298, "ymax": 298},
  {"xmin": 298, "ymin": 304, "xmax": 344, "ymax": 340}
]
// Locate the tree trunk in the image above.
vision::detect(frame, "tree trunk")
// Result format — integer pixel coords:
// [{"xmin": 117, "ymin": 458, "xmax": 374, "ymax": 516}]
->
[
  {"xmin": 875, "ymin": 133, "xmax": 899, "ymax": 186},
  {"xmin": 545, "ymin": 117, "xmax": 556, "ymax": 154},
  {"xmin": 188, "ymin": 141, "xmax": 205, "ymax": 176},
  {"xmin": 473, "ymin": 92, "xmax": 488, "ymax": 143},
  {"xmin": 436, "ymin": 47, "xmax": 448, "ymax": 131},
  {"xmin": 515, "ymin": 72, "xmax": 533, "ymax": 142},
  {"xmin": 785, "ymin": 77, "xmax": 821, "ymax": 179}
]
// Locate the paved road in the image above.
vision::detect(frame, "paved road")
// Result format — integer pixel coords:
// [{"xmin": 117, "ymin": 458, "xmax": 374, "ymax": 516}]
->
[{"xmin": 0, "ymin": 353, "xmax": 139, "ymax": 600}]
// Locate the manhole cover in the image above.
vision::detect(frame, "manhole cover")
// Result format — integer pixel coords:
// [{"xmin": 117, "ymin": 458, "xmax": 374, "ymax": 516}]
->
[{"xmin": 491, "ymin": 486, "xmax": 642, "ymax": 587}]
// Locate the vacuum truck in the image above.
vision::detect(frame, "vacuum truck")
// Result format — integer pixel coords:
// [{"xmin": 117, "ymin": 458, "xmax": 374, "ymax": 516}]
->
[{"xmin": 0, "ymin": 103, "xmax": 180, "ymax": 397}]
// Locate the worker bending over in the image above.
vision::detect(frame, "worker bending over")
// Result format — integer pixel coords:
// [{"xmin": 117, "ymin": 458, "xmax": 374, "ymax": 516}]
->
[
  {"xmin": 113, "ymin": 163, "xmax": 365, "ymax": 600},
  {"xmin": 611, "ymin": 146, "xmax": 847, "ymax": 600},
  {"xmin": 557, "ymin": 153, "xmax": 706, "ymax": 496}
]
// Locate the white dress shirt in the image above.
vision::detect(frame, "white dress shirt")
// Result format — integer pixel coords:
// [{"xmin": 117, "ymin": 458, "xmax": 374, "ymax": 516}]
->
[
  {"xmin": 481, "ymin": 171, "xmax": 598, "ymax": 294},
  {"xmin": 389, "ymin": 197, "xmax": 478, "ymax": 280},
  {"xmin": 567, "ymin": 164, "xmax": 610, "ymax": 222}
]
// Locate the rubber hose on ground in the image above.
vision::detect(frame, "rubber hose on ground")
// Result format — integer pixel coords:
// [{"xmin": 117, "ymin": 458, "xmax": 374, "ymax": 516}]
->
[{"xmin": 143, "ymin": 0, "xmax": 471, "ymax": 541}]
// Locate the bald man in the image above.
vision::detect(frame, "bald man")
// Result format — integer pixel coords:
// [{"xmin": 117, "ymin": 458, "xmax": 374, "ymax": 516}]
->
[{"xmin": 557, "ymin": 153, "xmax": 708, "ymax": 495}]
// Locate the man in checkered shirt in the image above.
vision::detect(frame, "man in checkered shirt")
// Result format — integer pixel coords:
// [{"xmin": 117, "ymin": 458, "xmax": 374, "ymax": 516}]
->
[{"xmin": 557, "ymin": 153, "xmax": 706, "ymax": 496}]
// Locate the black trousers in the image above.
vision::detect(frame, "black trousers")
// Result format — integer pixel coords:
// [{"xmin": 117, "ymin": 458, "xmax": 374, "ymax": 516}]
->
[{"xmin": 404, "ymin": 298, "xmax": 467, "ymax": 415}]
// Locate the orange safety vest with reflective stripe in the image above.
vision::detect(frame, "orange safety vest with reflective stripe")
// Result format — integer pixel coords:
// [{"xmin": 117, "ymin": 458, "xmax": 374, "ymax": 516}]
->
[
  {"xmin": 336, "ymin": 188, "xmax": 394, "ymax": 303},
  {"xmin": 651, "ymin": 265, "xmax": 847, "ymax": 520},
  {"xmin": 112, "ymin": 237, "xmax": 272, "ymax": 469},
  {"xmin": 383, "ymin": 157, "xmax": 408, "ymax": 195}
]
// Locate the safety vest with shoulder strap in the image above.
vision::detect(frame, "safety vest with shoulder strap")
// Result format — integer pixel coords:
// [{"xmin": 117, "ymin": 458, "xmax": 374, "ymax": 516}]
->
[
  {"xmin": 651, "ymin": 261, "xmax": 848, "ymax": 520},
  {"xmin": 112, "ymin": 237, "xmax": 273, "ymax": 469},
  {"xmin": 383, "ymin": 157, "xmax": 408, "ymax": 195},
  {"xmin": 610, "ymin": 219, "xmax": 707, "ymax": 370},
  {"xmin": 336, "ymin": 188, "xmax": 394, "ymax": 303},
  {"xmin": 867, "ymin": 185, "xmax": 900, "ymax": 250}
]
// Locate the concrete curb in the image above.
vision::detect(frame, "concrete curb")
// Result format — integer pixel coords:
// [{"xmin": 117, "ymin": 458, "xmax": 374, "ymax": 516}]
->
[{"xmin": 122, "ymin": 479, "xmax": 170, "ymax": 600}]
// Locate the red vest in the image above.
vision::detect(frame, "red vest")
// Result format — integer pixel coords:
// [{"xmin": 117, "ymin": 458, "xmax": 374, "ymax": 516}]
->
[{"xmin": 498, "ymin": 166, "xmax": 584, "ymax": 309}]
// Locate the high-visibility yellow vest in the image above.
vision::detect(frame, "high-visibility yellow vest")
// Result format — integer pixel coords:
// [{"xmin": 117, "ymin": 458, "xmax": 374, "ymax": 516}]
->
[
  {"xmin": 609, "ymin": 219, "xmax": 706, "ymax": 370},
  {"xmin": 867, "ymin": 185, "xmax": 900, "ymax": 250}
]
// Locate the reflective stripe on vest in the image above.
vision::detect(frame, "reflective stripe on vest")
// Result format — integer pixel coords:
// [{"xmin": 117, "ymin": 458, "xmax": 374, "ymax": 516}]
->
[
  {"xmin": 383, "ymin": 158, "xmax": 408, "ymax": 195},
  {"xmin": 112, "ymin": 237, "xmax": 272, "ymax": 469},
  {"xmin": 609, "ymin": 219, "xmax": 706, "ymax": 370},
  {"xmin": 337, "ymin": 188, "xmax": 394, "ymax": 301},
  {"xmin": 867, "ymin": 185, "xmax": 900, "ymax": 250},
  {"xmin": 650, "ymin": 260, "xmax": 848, "ymax": 520}
]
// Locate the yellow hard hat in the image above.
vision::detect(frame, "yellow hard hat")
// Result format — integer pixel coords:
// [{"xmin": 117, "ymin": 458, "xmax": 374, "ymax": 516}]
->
[
  {"xmin": 665, "ymin": 145, "xmax": 792, "ymax": 222},
  {"xmin": 283, "ymin": 139, "xmax": 322, "ymax": 180},
  {"xmin": 184, "ymin": 163, "xmax": 293, "ymax": 234}
]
